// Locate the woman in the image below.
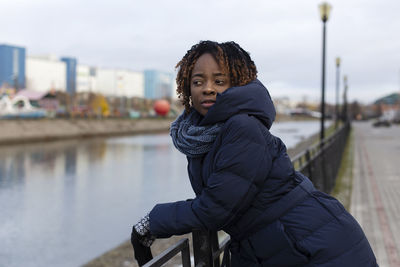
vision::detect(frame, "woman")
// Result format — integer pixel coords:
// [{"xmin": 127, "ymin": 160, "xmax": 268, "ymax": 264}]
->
[{"xmin": 131, "ymin": 40, "xmax": 377, "ymax": 266}]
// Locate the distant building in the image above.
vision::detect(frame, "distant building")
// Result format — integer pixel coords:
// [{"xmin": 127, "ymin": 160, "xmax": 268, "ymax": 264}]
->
[
  {"xmin": 61, "ymin": 57, "xmax": 77, "ymax": 94},
  {"xmin": 26, "ymin": 55, "xmax": 66, "ymax": 92},
  {"xmin": 94, "ymin": 67, "xmax": 144, "ymax": 97},
  {"xmin": 272, "ymin": 96, "xmax": 298, "ymax": 115},
  {"xmin": 1, "ymin": 43, "xmax": 169, "ymax": 100},
  {"xmin": 115, "ymin": 69, "xmax": 144, "ymax": 98},
  {"xmin": 144, "ymin": 70, "xmax": 174, "ymax": 99},
  {"xmin": 0, "ymin": 44, "xmax": 26, "ymax": 90},
  {"xmin": 374, "ymin": 93, "xmax": 400, "ymax": 106},
  {"xmin": 77, "ymin": 65, "xmax": 97, "ymax": 93},
  {"xmin": 373, "ymin": 92, "xmax": 400, "ymax": 121}
]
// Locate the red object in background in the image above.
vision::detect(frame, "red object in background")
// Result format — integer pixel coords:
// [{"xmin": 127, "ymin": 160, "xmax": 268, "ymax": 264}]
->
[{"xmin": 154, "ymin": 100, "xmax": 170, "ymax": 116}]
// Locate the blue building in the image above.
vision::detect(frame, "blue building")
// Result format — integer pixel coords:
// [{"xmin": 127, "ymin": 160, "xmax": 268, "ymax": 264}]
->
[
  {"xmin": 61, "ymin": 57, "xmax": 77, "ymax": 94},
  {"xmin": 0, "ymin": 44, "xmax": 26, "ymax": 90},
  {"xmin": 144, "ymin": 70, "xmax": 174, "ymax": 99}
]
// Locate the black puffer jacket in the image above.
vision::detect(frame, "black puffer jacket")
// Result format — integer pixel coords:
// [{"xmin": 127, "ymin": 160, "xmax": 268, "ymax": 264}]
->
[{"xmin": 149, "ymin": 80, "xmax": 377, "ymax": 266}]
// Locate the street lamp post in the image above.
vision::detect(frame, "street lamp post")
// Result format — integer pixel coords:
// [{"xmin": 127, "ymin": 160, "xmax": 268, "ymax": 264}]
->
[
  {"xmin": 342, "ymin": 75, "xmax": 348, "ymax": 122},
  {"xmin": 335, "ymin": 57, "xmax": 341, "ymax": 129},
  {"xmin": 319, "ymin": 2, "xmax": 332, "ymax": 143}
]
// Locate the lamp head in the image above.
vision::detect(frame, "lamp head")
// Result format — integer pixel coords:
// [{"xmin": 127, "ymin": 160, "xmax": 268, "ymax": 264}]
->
[
  {"xmin": 336, "ymin": 57, "xmax": 341, "ymax": 67},
  {"xmin": 319, "ymin": 2, "xmax": 332, "ymax": 22}
]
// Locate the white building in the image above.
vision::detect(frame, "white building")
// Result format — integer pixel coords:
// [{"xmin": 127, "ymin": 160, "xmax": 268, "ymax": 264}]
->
[
  {"xmin": 26, "ymin": 55, "xmax": 66, "ymax": 92},
  {"xmin": 115, "ymin": 69, "xmax": 144, "ymax": 98},
  {"xmin": 77, "ymin": 64, "xmax": 96, "ymax": 93},
  {"xmin": 94, "ymin": 68, "xmax": 115, "ymax": 96},
  {"xmin": 94, "ymin": 68, "xmax": 144, "ymax": 98},
  {"xmin": 24, "ymin": 53, "xmax": 152, "ymax": 99}
]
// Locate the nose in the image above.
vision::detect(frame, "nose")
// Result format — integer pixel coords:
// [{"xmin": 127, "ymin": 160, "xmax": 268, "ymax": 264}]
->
[{"xmin": 203, "ymin": 82, "xmax": 216, "ymax": 95}]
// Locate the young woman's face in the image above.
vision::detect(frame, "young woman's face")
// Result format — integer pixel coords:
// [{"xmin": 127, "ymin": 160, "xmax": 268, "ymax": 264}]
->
[{"xmin": 190, "ymin": 53, "xmax": 231, "ymax": 116}]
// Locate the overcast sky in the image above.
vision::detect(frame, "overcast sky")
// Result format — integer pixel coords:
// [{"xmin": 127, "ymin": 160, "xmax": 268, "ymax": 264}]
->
[{"xmin": 1, "ymin": 0, "xmax": 400, "ymax": 104}]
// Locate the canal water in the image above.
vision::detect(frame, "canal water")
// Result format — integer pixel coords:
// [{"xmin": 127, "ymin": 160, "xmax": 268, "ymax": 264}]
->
[{"xmin": 0, "ymin": 120, "xmax": 324, "ymax": 267}]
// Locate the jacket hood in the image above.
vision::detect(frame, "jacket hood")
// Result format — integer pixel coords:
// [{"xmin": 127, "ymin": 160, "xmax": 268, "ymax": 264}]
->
[{"xmin": 199, "ymin": 79, "xmax": 276, "ymax": 129}]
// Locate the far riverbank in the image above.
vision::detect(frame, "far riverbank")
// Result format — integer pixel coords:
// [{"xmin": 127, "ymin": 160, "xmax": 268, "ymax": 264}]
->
[{"xmin": 0, "ymin": 118, "xmax": 173, "ymax": 145}]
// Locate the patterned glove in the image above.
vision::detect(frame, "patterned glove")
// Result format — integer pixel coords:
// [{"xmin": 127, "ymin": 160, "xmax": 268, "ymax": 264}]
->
[
  {"xmin": 133, "ymin": 213, "xmax": 155, "ymax": 247},
  {"xmin": 131, "ymin": 213, "xmax": 155, "ymax": 266}
]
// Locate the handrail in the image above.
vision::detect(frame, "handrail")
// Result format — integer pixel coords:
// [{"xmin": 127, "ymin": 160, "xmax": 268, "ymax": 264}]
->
[
  {"xmin": 143, "ymin": 238, "xmax": 191, "ymax": 267},
  {"xmin": 212, "ymin": 236, "xmax": 230, "ymax": 261}
]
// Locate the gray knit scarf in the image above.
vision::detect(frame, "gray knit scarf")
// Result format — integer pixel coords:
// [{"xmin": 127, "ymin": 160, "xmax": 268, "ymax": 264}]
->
[{"xmin": 170, "ymin": 110, "xmax": 223, "ymax": 158}]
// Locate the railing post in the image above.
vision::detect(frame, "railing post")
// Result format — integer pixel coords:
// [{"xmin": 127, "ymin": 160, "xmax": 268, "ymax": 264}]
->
[
  {"xmin": 193, "ymin": 229, "xmax": 213, "ymax": 267},
  {"xmin": 305, "ymin": 149, "xmax": 312, "ymax": 180},
  {"xmin": 210, "ymin": 232, "xmax": 221, "ymax": 267},
  {"xmin": 321, "ymin": 141, "xmax": 328, "ymax": 192},
  {"xmin": 181, "ymin": 240, "xmax": 191, "ymax": 267}
]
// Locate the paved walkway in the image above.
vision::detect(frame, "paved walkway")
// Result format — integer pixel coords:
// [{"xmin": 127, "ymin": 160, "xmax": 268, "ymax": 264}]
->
[{"xmin": 350, "ymin": 122, "xmax": 400, "ymax": 267}]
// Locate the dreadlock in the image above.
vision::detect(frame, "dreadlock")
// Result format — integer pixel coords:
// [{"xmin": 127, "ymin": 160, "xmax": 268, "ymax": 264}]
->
[{"xmin": 175, "ymin": 41, "xmax": 258, "ymax": 113}]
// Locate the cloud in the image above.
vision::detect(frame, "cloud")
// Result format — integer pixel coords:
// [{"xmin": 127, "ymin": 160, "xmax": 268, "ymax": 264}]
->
[{"xmin": 1, "ymin": 0, "xmax": 399, "ymax": 103}]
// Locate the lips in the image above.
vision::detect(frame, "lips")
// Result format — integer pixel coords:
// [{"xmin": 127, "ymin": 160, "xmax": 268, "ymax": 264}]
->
[{"xmin": 201, "ymin": 99, "xmax": 216, "ymax": 108}]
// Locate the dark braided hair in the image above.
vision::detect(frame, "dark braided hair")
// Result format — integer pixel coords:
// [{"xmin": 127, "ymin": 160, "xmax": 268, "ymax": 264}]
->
[{"xmin": 176, "ymin": 41, "xmax": 258, "ymax": 113}]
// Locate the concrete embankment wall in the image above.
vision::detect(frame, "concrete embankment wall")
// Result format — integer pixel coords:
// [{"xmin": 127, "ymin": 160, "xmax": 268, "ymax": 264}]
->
[{"xmin": 0, "ymin": 118, "xmax": 173, "ymax": 145}]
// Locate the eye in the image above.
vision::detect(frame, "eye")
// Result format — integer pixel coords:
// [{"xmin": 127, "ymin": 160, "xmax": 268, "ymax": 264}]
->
[
  {"xmin": 192, "ymin": 80, "xmax": 203, "ymax": 86},
  {"xmin": 215, "ymin": 79, "xmax": 226, "ymax": 85}
]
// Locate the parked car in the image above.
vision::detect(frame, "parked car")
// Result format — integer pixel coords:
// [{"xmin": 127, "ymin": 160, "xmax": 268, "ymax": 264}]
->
[{"xmin": 372, "ymin": 118, "xmax": 391, "ymax": 127}]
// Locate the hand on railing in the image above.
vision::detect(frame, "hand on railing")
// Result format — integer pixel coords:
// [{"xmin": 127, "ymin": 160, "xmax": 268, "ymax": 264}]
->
[{"xmin": 131, "ymin": 213, "xmax": 155, "ymax": 266}]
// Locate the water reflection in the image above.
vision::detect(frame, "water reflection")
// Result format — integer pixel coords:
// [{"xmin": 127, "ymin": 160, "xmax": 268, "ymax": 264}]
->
[
  {"xmin": 0, "ymin": 150, "xmax": 26, "ymax": 187},
  {"xmin": 0, "ymin": 134, "xmax": 192, "ymax": 267},
  {"xmin": 64, "ymin": 147, "xmax": 77, "ymax": 175}
]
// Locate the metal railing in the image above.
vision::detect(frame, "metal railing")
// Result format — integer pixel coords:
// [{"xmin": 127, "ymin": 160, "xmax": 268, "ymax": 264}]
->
[
  {"xmin": 291, "ymin": 122, "xmax": 350, "ymax": 193},
  {"xmin": 192, "ymin": 230, "xmax": 231, "ymax": 267},
  {"xmin": 144, "ymin": 122, "xmax": 351, "ymax": 267},
  {"xmin": 143, "ymin": 238, "xmax": 191, "ymax": 267}
]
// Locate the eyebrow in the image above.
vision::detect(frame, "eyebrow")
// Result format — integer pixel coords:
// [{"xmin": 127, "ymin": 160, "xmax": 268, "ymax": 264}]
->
[{"xmin": 191, "ymin": 73, "xmax": 227, "ymax": 78}]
